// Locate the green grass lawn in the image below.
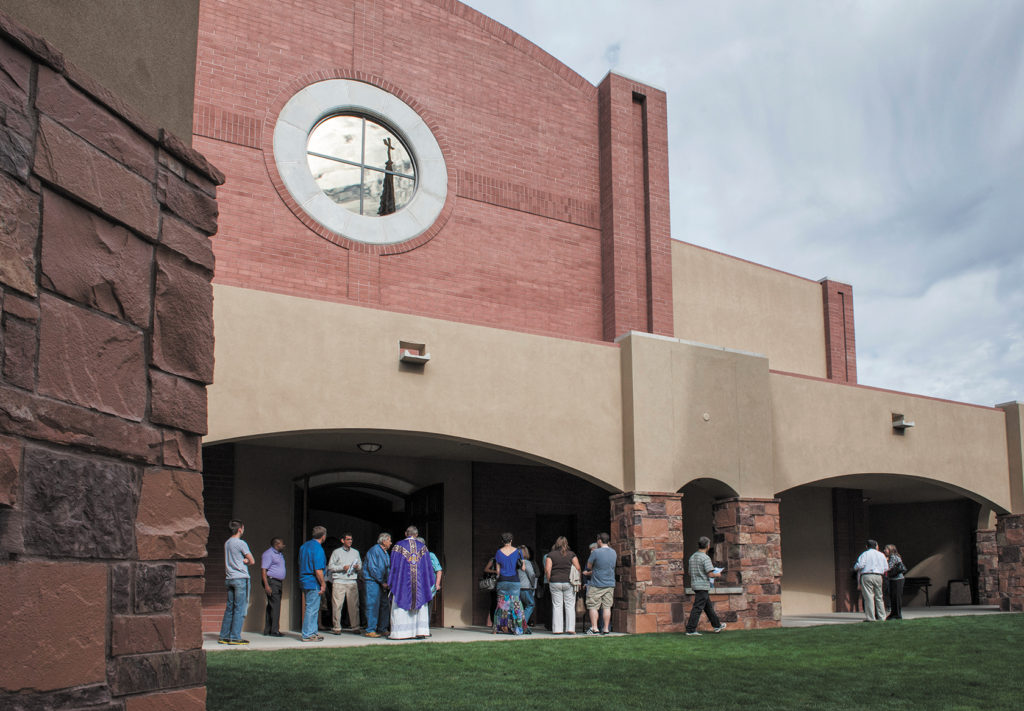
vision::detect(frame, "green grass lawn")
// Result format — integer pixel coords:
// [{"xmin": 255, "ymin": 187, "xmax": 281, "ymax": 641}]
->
[{"xmin": 207, "ymin": 614, "xmax": 1024, "ymax": 710}]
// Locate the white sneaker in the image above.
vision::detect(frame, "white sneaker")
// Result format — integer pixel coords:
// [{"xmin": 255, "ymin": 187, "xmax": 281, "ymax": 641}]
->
[
  {"xmin": 712, "ymin": 624, "xmax": 727, "ymax": 633},
  {"xmin": 685, "ymin": 631, "xmax": 702, "ymax": 636}
]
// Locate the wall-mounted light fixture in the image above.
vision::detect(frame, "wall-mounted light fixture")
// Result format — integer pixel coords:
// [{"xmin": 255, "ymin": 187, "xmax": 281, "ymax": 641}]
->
[
  {"xmin": 399, "ymin": 340, "xmax": 430, "ymax": 365},
  {"xmin": 357, "ymin": 442, "xmax": 382, "ymax": 453},
  {"xmin": 892, "ymin": 413, "xmax": 914, "ymax": 435}
]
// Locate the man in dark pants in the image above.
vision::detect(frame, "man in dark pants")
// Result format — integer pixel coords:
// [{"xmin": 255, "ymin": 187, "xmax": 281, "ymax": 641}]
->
[
  {"xmin": 261, "ymin": 537, "xmax": 286, "ymax": 636},
  {"xmin": 685, "ymin": 536, "xmax": 727, "ymax": 636}
]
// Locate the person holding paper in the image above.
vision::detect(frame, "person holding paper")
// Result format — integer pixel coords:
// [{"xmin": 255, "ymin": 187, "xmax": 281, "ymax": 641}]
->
[{"xmin": 685, "ymin": 536, "xmax": 727, "ymax": 636}]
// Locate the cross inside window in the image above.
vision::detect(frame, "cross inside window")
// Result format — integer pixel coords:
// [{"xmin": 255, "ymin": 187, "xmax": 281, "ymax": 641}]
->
[{"xmin": 306, "ymin": 114, "xmax": 416, "ymax": 216}]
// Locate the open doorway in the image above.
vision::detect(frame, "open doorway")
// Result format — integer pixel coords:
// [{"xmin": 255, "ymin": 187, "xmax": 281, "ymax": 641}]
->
[{"xmin": 292, "ymin": 472, "xmax": 444, "ymax": 631}]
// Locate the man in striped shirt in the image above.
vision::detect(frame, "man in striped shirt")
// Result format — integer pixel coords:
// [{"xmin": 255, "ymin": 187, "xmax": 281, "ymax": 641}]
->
[{"xmin": 685, "ymin": 536, "xmax": 727, "ymax": 637}]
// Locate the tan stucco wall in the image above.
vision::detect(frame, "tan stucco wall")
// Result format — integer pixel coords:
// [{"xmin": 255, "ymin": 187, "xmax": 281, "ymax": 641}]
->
[
  {"xmin": 620, "ymin": 332, "xmax": 776, "ymax": 497},
  {"xmin": 233, "ymin": 445, "xmax": 475, "ymax": 629},
  {"xmin": 672, "ymin": 241, "xmax": 827, "ymax": 378},
  {"xmin": 771, "ymin": 373, "xmax": 1013, "ymax": 511},
  {"xmin": 208, "ymin": 285, "xmax": 625, "ymax": 490},
  {"xmin": 0, "ymin": 0, "xmax": 199, "ymax": 143},
  {"xmin": 779, "ymin": 487, "xmax": 835, "ymax": 614},
  {"xmin": 211, "ymin": 288, "xmax": 1015, "ymax": 512}
]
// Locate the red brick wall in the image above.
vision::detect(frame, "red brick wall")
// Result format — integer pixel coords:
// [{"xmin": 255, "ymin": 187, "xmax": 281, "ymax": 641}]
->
[
  {"xmin": 598, "ymin": 75, "xmax": 674, "ymax": 340},
  {"xmin": 821, "ymin": 278, "xmax": 857, "ymax": 383},
  {"xmin": 200, "ymin": 444, "xmax": 236, "ymax": 633},
  {"xmin": 0, "ymin": 11, "xmax": 219, "ymax": 708},
  {"xmin": 193, "ymin": 0, "xmax": 672, "ymax": 343},
  {"xmin": 471, "ymin": 463, "xmax": 611, "ymax": 626}
]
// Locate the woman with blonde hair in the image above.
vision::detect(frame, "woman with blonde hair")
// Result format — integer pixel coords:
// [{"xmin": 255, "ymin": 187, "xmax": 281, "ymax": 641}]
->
[{"xmin": 544, "ymin": 536, "xmax": 581, "ymax": 634}]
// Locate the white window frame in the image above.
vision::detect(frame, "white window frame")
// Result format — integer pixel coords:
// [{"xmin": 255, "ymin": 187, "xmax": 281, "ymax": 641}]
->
[{"xmin": 273, "ymin": 79, "xmax": 447, "ymax": 246}]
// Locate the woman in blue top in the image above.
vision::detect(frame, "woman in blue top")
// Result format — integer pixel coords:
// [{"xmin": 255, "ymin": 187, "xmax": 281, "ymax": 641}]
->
[{"xmin": 492, "ymin": 532, "xmax": 525, "ymax": 634}]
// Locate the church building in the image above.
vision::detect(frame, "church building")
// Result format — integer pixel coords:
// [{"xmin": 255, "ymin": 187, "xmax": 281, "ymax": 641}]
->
[{"xmin": 191, "ymin": 0, "xmax": 1024, "ymax": 634}]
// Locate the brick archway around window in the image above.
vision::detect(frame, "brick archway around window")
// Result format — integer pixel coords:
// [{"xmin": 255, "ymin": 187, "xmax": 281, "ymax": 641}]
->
[{"xmin": 261, "ymin": 69, "xmax": 457, "ymax": 256}]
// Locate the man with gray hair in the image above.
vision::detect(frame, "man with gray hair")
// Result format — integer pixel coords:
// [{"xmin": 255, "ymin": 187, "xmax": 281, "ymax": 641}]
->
[
  {"xmin": 685, "ymin": 535, "xmax": 726, "ymax": 636},
  {"xmin": 363, "ymin": 532, "xmax": 392, "ymax": 638}
]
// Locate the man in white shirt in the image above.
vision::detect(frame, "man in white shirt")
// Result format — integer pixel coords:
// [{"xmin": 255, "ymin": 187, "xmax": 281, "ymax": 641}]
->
[
  {"xmin": 853, "ymin": 539, "xmax": 888, "ymax": 622},
  {"xmin": 327, "ymin": 533, "xmax": 362, "ymax": 633}
]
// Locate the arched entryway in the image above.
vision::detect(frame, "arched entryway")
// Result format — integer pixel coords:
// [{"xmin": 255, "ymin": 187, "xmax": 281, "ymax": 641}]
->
[
  {"xmin": 200, "ymin": 429, "xmax": 618, "ymax": 634},
  {"xmin": 293, "ymin": 470, "xmax": 443, "ymax": 630},
  {"xmin": 679, "ymin": 478, "xmax": 740, "ymax": 564},
  {"xmin": 778, "ymin": 473, "xmax": 1003, "ymax": 615}
]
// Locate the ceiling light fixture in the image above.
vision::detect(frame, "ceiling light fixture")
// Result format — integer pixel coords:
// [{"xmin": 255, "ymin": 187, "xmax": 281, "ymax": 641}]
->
[{"xmin": 357, "ymin": 442, "xmax": 382, "ymax": 453}]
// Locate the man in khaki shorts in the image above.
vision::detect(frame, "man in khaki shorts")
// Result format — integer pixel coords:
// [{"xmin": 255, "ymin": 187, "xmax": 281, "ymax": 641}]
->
[{"xmin": 583, "ymin": 532, "xmax": 616, "ymax": 635}]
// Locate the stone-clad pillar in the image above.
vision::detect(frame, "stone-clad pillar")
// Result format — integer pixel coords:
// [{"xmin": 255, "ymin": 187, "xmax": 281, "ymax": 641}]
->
[
  {"xmin": 610, "ymin": 491, "xmax": 687, "ymax": 634},
  {"xmin": 712, "ymin": 498, "xmax": 782, "ymax": 629},
  {"xmin": 976, "ymin": 529, "xmax": 999, "ymax": 606},
  {"xmin": 996, "ymin": 514, "xmax": 1024, "ymax": 612},
  {"xmin": 0, "ymin": 13, "xmax": 221, "ymax": 709}
]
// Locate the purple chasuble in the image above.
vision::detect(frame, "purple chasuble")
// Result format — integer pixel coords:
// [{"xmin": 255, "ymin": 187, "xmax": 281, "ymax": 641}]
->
[{"xmin": 388, "ymin": 538, "xmax": 435, "ymax": 612}]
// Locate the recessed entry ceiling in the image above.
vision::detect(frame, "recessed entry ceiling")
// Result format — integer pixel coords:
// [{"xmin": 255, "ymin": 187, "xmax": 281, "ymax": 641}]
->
[
  {"xmin": 795, "ymin": 473, "xmax": 972, "ymax": 505},
  {"xmin": 229, "ymin": 429, "xmax": 534, "ymax": 466}
]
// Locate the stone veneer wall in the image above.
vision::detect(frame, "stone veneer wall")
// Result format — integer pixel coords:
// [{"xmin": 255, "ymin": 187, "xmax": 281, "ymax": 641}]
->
[
  {"xmin": 610, "ymin": 492, "xmax": 687, "ymax": 634},
  {"xmin": 609, "ymin": 492, "xmax": 784, "ymax": 633},
  {"xmin": 712, "ymin": 498, "xmax": 782, "ymax": 629},
  {"xmin": 0, "ymin": 12, "xmax": 222, "ymax": 710},
  {"xmin": 996, "ymin": 514, "xmax": 1024, "ymax": 612},
  {"xmin": 976, "ymin": 528, "xmax": 999, "ymax": 606}
]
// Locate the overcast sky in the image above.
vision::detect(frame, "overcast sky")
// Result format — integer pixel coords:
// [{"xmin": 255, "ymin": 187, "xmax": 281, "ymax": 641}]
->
[{"xmin": 462, "ymin": 0, "xmax": 1023, "ymax": 407}]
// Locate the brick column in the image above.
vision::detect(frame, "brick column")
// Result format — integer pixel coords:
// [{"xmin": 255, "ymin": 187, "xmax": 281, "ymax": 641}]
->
[
  {"xmin": 610, "ymin": 492, "xmax": 686, "ymax": 634},
  {"xmin": 597, "ymin": 74, "xmax": 673, "ymax": 341},
  {"xmin": 712, "ymin": 498, "xmax": 782, "ymax": 629},
  {"xmin": 200, "ymin": 443, "xmax": 236, "ymax": 633},
  {"xmin": 820, "ymin": 279, "xmax": 857, "ymax": 383},
  {"xmin": 996, "ymin": 514, "xmax": 1024, "ymax": 612},
  {"xmin": 0, "ymin": 13, "xmax": 220, "ymax": 709},
  {"xmin": 976, "ymin": 528, "xmax": 999, "ymax": 605}
]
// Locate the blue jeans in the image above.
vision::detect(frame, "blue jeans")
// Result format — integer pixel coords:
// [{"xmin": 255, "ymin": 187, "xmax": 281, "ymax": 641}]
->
[
  {"xmin": 302, "ymin": 588, "xmax": 321, "ymax": 638},
  {"xmin": 365, "ymin": 582, "xmax": 391, "ymax": 634},
  {"xmin": 219, "ymin": 578, "xmax": 249, "ymax": 641},
  {"xmin": 520, "ymin": 589, "xmax": 535, "ymax": 625}
]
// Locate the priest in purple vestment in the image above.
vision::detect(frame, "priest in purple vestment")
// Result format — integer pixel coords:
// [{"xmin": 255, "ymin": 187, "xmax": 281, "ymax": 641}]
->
[{"xmin": 387, "ymin": 525, "xmax": 436, "ymax": 639}]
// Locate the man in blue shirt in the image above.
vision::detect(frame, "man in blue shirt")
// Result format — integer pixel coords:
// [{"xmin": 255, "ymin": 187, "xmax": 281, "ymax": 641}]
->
[
  {"xmin": 298, "ymin": 526, "xmax": 327, "ymax": 642},
  {"xmin": 261, "ymin": 537, "xmax": 286, "ymax": 636},
  {"xmin": 584, "ymin": 532, "xmax": 617, "ymax": 635},
  {"xmin": 363, "ymin": 532, "xmax": 392, "ymax": 638}
]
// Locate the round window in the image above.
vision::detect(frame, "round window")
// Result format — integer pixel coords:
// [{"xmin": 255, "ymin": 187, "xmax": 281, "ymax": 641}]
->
[
  {"xmin": 272, "ymin": 79, "xmax": 448, "ymax": 246},
  {"xmin": 307, "ymin": 114, "xmax": 415, "ymax": 216}
]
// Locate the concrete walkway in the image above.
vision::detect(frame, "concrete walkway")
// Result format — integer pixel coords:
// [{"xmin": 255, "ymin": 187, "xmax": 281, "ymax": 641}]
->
[
  {"xmin": 781, "ymin": 605, "xmax": 1003, "ymax": 627},
  {"xmin": 206, "ymin": 606, "xmax": 1006, "ymax": 652},
  {"xmin": 204, "ymin": 626, "xmax": 621, "ymax": 652}
]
